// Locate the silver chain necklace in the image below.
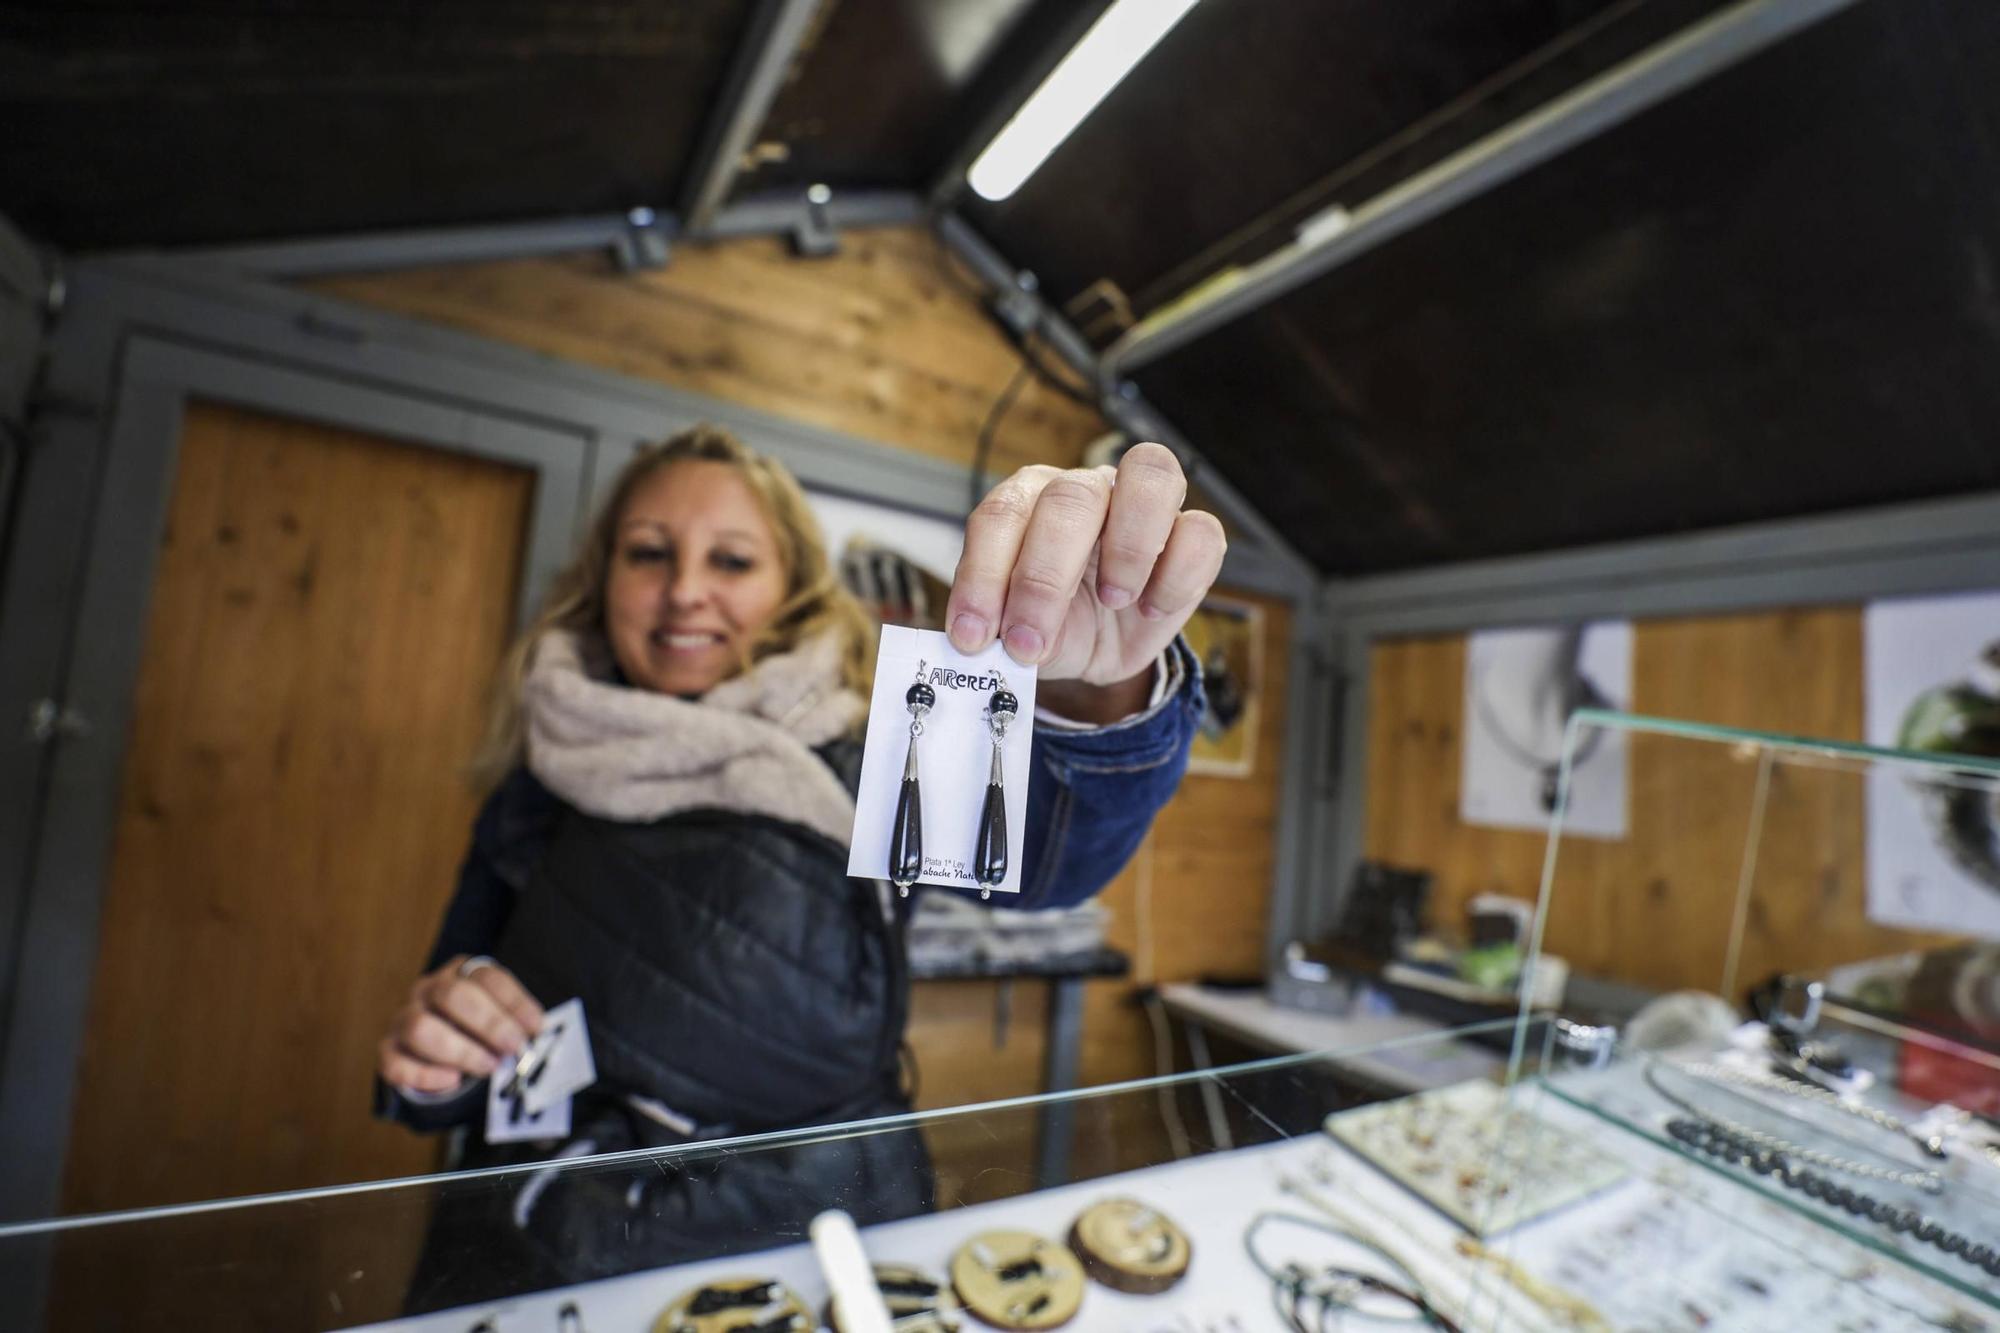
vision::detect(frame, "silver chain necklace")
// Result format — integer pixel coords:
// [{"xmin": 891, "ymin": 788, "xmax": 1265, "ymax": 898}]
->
[
  {"xmin": 1674, "ymin": 1059, "xmax": 1950, "ymax": 1162},
  {"xmin": 1647, "ymin": 1063, "xmax": 1944, "ymax": 1194}
]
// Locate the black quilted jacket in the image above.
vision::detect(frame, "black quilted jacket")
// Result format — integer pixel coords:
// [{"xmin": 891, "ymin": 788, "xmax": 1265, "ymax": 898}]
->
[{"xmin": 402, "ymin": 743, "xmax": 932, "ymax": 1311}]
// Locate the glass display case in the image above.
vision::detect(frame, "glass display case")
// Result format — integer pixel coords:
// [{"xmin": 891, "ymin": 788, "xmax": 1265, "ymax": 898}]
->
[
  {"xmin": 8, "ymin": 711, "xmax": 2000, "ymax": 1333},
  {"xmin": 1518, "ymin": 711, "xmax": 2000, "ymax": 1319},
  {"xmin": 2, "ymin": 1020, "xmax": 1991, "ymax": 1332}
]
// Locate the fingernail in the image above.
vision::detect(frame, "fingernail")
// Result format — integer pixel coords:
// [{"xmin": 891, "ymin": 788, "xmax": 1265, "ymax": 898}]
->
[
  {"xmin": 1139, "ymin": 600, "xmax": 1166, "ymax": 620},
  {"xmin": 951, "ymin": 612, "xmax": 988, "ymax": 651},
  {"xmin": 1098, "ymin": 584, "xmax": 1132, "ymax": 610},
  {"xmin": 1004, "ymin": 624, "xmax": 1044, "ymax": 663},
  {"xmin": 478, "ymin": 1053, "xmax": 499, "ymax": 1074}
]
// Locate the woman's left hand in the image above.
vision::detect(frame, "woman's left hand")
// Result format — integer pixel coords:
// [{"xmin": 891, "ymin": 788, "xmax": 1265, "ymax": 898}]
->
[{"xmin": 946, "ymin": 443, "xmax": 1226, "ymax": 699}]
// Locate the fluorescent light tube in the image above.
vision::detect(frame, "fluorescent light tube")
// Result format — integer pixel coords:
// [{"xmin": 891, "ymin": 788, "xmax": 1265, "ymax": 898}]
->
[{"xmin": 966, "ymin": 0, "xmax": 1201, "ymax": 202}]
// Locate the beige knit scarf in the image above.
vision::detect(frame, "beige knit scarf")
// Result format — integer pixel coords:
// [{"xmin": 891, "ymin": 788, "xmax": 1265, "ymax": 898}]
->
[{"xmin": 523, "ymin": 628, "xmax": 865, "ymax": 847}]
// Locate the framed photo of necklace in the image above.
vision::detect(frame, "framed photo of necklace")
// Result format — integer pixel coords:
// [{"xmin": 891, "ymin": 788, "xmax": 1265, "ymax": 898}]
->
[
  {"xmin": 1184, "ymin": 595, "xmax": 1264, "ymax": 778},
  {"xmin": 1459, "ymin": 620, "xmax": 1632, "ymax": 838}
]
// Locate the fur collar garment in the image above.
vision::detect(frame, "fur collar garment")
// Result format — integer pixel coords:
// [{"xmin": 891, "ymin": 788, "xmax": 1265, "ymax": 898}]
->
[{"xmin": 523, "ymin": 628, "xmax": 864, "ymax": 847}]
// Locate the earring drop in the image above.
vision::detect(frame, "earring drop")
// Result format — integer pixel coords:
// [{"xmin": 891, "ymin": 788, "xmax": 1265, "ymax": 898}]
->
[
  {"xmin": 975, "ymin": 676, "xmax": 1017, "ymax": 899},
  {"xmin": 890, "ymin": 662, "xmax": 932, "ymax": 897}
]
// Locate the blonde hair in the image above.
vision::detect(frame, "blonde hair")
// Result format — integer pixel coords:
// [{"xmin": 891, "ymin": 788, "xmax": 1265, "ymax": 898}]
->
[{"xmin": 472, "ymin": 424, "xmax": 877, "ymax": 789}]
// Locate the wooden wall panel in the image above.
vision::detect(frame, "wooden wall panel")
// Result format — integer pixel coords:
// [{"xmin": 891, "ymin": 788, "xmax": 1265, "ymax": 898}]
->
[
  {"xmin": 52, "ymin": 400, "xmax": 534, "ymax": 1327},
  {"xmin": 63, "ymin": 401, "xmax": 532, "ymax": 1211},
  {"xmin": 1365, "ymin": 607, "xmax": 1958, "ymax": 997},
  {"xmin": 904, "ymin": 591, "xmax": 1290, "ymax": 1101},
  {"xmin": 1079, "ymin": 595, "xmax": 1293, "ymax": 1084},
  {"xmin": 906, "ymin": 980, "xmax": 1052, "ymax": 1114},
  {"xmin": 904, "ymin": 980, "xmax": 1046, "ymax": 1202},
  {"xmin": 307, "ymin": 227, "xmax": 1108, "ymax": 474},
  {"xmin": 903, "ymin": 590, "xmax": 1292, "ymax": 1185}
]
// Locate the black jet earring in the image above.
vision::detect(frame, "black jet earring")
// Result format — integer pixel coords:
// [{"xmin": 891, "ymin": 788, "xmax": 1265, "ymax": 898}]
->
[
  {"xmin": 975, "ymin": 676, "xmax": 1018, "ymax": 899},
  {"xmin": 890, "ymin": 662, "xmax": 933, "ymax": 897}
]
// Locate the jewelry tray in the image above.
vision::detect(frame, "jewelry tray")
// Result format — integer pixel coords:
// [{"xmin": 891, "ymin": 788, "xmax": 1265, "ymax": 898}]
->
[{"xmin": 1323, "ymin": 1078, "xmax": 1631, "ymax": 1236}]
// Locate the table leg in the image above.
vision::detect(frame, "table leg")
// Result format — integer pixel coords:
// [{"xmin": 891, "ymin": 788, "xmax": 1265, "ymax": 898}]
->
[
  {"xmin": 1182, "ymin": 1020, "xmax": 1235, "ymax": 1150},
  {"xmin": 1035, "ymin": 976, "xmax": 1085, "ymax": 1184}
]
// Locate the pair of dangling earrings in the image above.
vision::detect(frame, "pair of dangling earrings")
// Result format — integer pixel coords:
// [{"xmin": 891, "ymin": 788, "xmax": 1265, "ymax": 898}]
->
[{"xmin": 889, "ymin": 660, "xmax": 1017, "ymax": 900}]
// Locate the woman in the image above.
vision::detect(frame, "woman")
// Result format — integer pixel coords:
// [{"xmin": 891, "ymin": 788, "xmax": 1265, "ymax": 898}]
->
[{"xmin": 377, "ymin": 425, "xmax": 1223, "ymax": 1305}]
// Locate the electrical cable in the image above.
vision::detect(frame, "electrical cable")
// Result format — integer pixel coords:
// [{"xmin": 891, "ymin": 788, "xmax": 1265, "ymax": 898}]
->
[
  {"xmin": 1133, "ymin": 832, "xmax": 1157, "ymax": 989},
  {"xmin": 1013, "ymin": 328, "xmax": 1095, "ymax": 406},
  {"xmin": 934, "ymin": 222, "xmax": 1112, "ymax": 514},
  {"xmin": 1140, "ymin": 990, "xmax": 1193, "ymax": 1160},
  {"xmin": 934, "ymin": 238, "xmax": 1096, "ymax": 407},
  {"xmin": 969, "ymin": 359, "xmax": 1035, "ymax": 516},
  {"xmin": 929, "ymin": 272, "xmax": 1094, "ymax": 408}
]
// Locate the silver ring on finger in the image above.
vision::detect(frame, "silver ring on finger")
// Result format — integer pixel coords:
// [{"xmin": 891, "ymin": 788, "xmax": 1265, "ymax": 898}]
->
[{"xmin": 456, "ymin": 954, "xmax": 497, "ymax": 980}]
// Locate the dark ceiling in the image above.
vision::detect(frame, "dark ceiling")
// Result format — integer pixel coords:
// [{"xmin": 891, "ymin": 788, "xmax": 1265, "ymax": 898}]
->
[
  {"xmin": 0, "ymin": 1, "xmax": 754, "ymax": 248},
  {"xmin": 1134, "ymin": 0, "xmax": 2000, "ymax": 574},
  {"xmin": 962, "ymin": 0, "xmax": 1726, "ymax": 320},
  {"xmin": 4, "ymin": 0, "xmax": 1996, "ymax": 576},
  {"xmin": 735, "ymin": 0, "xmax": 1099, "ymax": 194}
]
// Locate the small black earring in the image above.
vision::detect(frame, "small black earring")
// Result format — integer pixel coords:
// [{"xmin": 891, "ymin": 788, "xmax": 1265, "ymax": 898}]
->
[
  {"xmin": 975, "ymin": 676, "xmax": 1017, "ymax": 899},
  {"xmin": 890, "ymin": 662, "xmax": 932, "ymax": 897}
]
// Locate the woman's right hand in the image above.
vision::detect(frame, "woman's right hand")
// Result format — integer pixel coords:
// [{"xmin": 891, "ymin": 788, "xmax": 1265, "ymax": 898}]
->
[{"xmin": 377, "ymin": 955, "xmax": 545, "ymax": 1094}]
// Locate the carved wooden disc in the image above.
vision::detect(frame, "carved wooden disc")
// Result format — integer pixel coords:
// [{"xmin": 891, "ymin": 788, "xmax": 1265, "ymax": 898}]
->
[
  {"xmin": 949, "ymin": 1230, "xmax": 1086, "ymax": 1331},
  {"xmin": 826, "ymin": 1263, "xmax": 961, "ymax": 1333},
  {"xmin": 1067, "ymin": 1198, "xmax": 1192, "ymax": 1294},
  {"xmin": 652, "ymin": 1276, "xmax": 810, "ymax": 1333}
]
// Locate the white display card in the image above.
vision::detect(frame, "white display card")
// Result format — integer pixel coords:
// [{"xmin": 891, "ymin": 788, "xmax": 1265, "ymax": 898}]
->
[
  {"xmin": 847, "ymin": 625, "xmax": 1037, "ymax": 895},
  {"xmin": 485, "ymin": 1056, "xmax": 571, "ymax": 1145},
  {"xmin": 519, "ymin": 997, "xmax": 596, "ymax": 1117}
]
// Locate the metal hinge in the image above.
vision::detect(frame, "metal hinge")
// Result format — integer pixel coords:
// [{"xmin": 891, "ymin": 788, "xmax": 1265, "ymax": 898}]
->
[
  {"xmin": 787, "ymin": 184, "xmax": 839, "ymax": 259},
  {"xmin": 612, "ymin": 206, "xmax": 672, "ymax": 272},
  {"xmin": 26, "ymin": 698, "xmax": 90, "ymax": 745}
]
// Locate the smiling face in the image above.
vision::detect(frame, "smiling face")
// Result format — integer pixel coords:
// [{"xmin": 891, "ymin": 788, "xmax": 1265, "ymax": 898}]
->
[{"xmin": 603, "ymin": 460, "xmax": 790, "ymax": 696}]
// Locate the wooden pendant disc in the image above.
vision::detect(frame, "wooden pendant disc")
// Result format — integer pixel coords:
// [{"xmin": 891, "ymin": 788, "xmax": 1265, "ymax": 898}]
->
[
  {"xmin": 653, "ymin": 1276, "xmax": 810, "ymax": 1333},
  {"xmin": 1068, "ymin": 1198, "xmax": 1192, "ymax": 1294},
  {"xmin": 949, "ymin": 1230, "xmax": 1086, "ymax": 1331},
  {"xmin": 826, "ymin": 1263, "xmax": 961, "ymax": 1333}
]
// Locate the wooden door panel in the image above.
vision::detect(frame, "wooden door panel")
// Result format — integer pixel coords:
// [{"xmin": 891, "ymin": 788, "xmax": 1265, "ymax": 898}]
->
[{"xmin": 61, "ymin": 399, "xmax": 535, "ymax": 1214}]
